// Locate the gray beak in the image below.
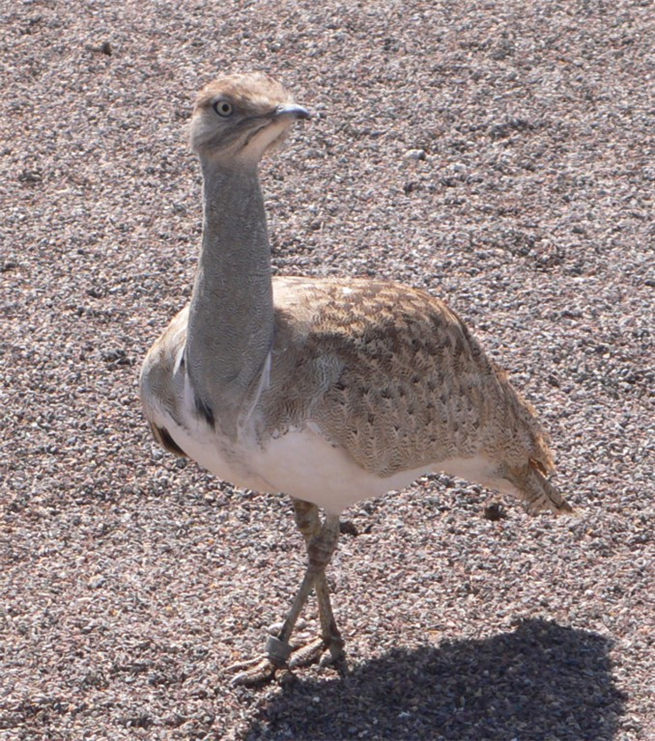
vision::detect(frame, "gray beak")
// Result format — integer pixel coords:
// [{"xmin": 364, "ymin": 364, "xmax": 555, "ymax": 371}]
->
[{"xmin": 273, "ymin": 103, "xmax": 311, "ymax": 120}]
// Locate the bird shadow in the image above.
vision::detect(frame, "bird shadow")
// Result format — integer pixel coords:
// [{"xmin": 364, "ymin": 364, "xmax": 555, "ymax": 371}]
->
[{"xmin": 245, "ymin": 618, "xmax": 625, "ymax": 741}]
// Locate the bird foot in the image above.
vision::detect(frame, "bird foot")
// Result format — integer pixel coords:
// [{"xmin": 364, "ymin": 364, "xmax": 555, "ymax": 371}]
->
[
  {"xmin": 229, "ymin": 655, "xmax": 278, "ymax": 686},
  {"xmin": 228, "ymin": 633, "xmax": 346, "ymax": 686},
  {"xmin": 289, "ymin": 635, "xmax": 347, "ymax": 674}
]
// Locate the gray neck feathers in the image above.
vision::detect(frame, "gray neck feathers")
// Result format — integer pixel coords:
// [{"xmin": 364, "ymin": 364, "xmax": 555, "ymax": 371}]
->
[{"xmin": 185, "ymin": 160, "xmax": 274, "ymax": 433}]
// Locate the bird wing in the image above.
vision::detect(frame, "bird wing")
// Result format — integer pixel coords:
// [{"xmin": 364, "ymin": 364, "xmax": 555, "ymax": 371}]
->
[{"xmin": 264, "ymin": 277, "xmax": 555, "ymax": 479}]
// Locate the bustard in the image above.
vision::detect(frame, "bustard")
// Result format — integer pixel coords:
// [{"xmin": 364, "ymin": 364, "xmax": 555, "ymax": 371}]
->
[{"xmin": 140, "ymin": 72, "xmax": 572, "ymax": 685}]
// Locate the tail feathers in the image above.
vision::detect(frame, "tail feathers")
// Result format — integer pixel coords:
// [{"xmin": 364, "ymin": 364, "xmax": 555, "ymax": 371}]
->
[{"xmin": 507, "ymin": 459, "xmax": 574, "ymax": 515}]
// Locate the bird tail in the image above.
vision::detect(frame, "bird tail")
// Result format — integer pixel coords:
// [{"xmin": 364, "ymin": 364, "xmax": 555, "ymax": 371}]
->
[{"xmin": 505, "ymin": 458, "xmax": 574, "ymax": 516}]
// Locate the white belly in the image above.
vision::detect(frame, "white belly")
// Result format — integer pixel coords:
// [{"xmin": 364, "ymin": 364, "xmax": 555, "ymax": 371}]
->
[
  {"xmin": 245, "ymin": 427, "xmax": 430, "ymax": 513},
  {"xmin": 166, "ymin": 416, "xmax": 276, "ymax": 494},
  {"xmin": 166, "ymin": 415, "xmax": 512, "ymax": 514}
]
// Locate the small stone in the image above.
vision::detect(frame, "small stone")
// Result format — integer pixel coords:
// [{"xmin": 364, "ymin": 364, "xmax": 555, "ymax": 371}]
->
[
  {"xmin": 483, "ymin": 502, "xmax": 507, "ymax": 521},
  {"xmin": 339, "ymin": 519, "xmax": 359, "ymax": 536},
  {"xmin": 18, "ymin": 169, "xmax": 43, "ymax": 184},
  {"xmin": 404, "ymin": 148, "xmax": 427, "ymax": 161},
  {"xmin": 403, "ymin": 181, "xmax": 421, "ymax": 194}
]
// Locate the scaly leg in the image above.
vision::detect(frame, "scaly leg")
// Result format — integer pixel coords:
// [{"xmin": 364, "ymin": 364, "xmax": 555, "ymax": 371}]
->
[
  {"xmin": 288, "ymin": 500, "xmax": 345, "ymax": 670},
  {"xmin": 230, "ymin": 500, "xmax": 342, "ymax": 685}
]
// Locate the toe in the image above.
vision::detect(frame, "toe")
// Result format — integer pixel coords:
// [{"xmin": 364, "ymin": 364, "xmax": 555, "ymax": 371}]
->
[
  {"xmin": 231, "ymin": 658, "xmax": 277, "ymax": 686},
  {"xmin": 288, "ymin": 636, "xmax": 326, "ymax": 669}
]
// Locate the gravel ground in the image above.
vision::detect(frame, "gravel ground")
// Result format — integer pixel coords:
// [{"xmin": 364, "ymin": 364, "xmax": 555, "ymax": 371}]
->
[{"xmin": 2, "ymin": 1, "xmax": 654, "ymax": 739}]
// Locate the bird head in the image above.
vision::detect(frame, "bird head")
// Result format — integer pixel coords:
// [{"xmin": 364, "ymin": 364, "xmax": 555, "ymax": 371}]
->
[{"xmin": 190, "ymin": 72, "xmax": 310, "ymax": 166}]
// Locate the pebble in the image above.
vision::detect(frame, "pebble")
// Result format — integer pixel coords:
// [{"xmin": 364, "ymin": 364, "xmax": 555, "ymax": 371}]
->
[{"xmin": 404, "ymin": 148, "xmax": 427, "ymax": 161}]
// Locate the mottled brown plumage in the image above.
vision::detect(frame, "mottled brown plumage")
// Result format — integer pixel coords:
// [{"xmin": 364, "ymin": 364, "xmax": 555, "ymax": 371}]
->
[{"xmin": 266, "ymin": 278, "xmax": 556, "ymax": 483}]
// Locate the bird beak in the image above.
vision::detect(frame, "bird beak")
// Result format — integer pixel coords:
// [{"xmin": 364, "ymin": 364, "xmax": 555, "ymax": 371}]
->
[{"xmin": 273, "ymin": 103, "xmax": 311, "ymax": 121}]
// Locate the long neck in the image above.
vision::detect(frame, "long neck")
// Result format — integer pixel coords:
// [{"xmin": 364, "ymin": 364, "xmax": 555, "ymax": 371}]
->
[{"xmin": 185, "ymin": 160, "xmax": 274, "ymax": 432}]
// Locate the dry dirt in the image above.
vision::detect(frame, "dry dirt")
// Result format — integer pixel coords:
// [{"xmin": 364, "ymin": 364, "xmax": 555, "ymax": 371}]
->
[{"xmin": 1, "ymin": 1, "xmax": 654, "ymax": 739}]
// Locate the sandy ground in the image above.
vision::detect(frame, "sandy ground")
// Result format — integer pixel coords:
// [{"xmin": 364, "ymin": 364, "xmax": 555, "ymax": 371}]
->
[{"xmin": 1, "ymin": 0, "xmax": 654, "ymax": 739}]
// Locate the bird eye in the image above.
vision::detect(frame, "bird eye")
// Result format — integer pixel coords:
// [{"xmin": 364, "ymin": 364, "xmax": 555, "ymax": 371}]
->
[{"xmin": 213, "ymin": 99, "xmax": 233, "ymax": 117}]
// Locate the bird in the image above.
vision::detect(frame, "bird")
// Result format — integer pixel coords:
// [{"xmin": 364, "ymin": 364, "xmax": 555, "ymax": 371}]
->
[{"xmin": 139, "ymin": 72, "xmax": 573, "ymax": 685}]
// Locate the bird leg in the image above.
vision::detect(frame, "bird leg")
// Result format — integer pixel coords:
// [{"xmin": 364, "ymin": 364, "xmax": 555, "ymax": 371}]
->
[
  {"xmin": 287, "ymin": 500, "xmax": 345, "ymax": 670},
  {"xmin": 230, "ymin": 501, "xmax": 343, "ymax": 685}
]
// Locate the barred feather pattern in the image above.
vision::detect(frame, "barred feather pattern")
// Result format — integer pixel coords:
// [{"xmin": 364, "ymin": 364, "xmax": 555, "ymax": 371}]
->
[{"xmin": 251, "ymin": 277, "xmax": 569, "ymax": 513}]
